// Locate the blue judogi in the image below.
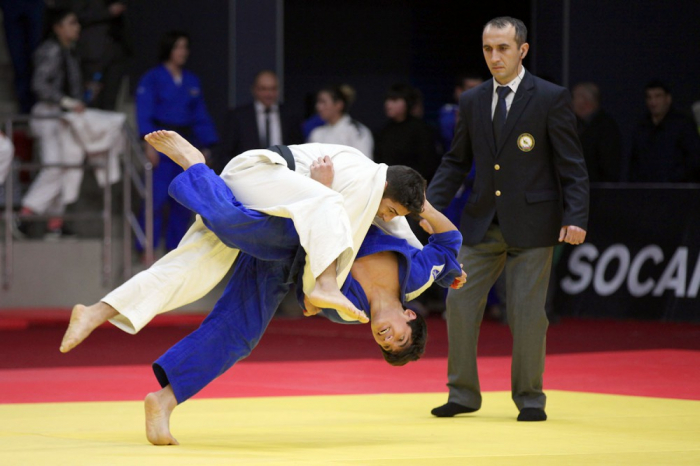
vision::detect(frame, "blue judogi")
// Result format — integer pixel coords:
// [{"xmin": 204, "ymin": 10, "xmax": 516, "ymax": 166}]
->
[
  {"xmin": 136, "ymin": 65, "xmax": 219, "ymax": 252},
  {"xmin": 153, "ymin": 164, "xmax": 461, "ymax": 403}
]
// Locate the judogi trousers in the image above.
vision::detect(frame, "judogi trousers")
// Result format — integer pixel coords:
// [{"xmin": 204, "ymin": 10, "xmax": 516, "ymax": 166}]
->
[
  {"xmin": 445, "ymin": 224, "xmax": 553, "ymax": 411},
  {"xmin": 106, "ymin": 143, "xmax": 419, "ymax": 334}
]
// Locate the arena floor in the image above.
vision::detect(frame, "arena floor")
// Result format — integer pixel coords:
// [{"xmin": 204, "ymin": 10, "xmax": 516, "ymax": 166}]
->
[{"xmin": 1, "ymin": 311, "xmax": 699, "ymax": 465}]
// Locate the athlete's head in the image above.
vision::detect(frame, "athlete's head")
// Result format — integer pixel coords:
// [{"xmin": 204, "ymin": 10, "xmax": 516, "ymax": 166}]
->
[
  {"xmin": 378, "ymin": 165, "xmax": 426, "ymax": 222},
  {"xmin": 372, "ymin": 308, "xmax": 427, "ymax": 366}
]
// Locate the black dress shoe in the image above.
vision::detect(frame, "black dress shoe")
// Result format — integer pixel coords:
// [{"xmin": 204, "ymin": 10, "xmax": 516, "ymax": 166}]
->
[
  {"xmin": 431, "ymin": 402, "xmax": 479, "ymax": 417},
  {"xmin": 517, "ymin": 407, "xmax": 547, "ymax": 421}
]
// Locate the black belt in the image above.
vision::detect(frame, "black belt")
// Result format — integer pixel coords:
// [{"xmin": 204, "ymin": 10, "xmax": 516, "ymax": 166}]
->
[{"xmin": 266, "ymin": 144, "xmax": 296, "ymax": 171}]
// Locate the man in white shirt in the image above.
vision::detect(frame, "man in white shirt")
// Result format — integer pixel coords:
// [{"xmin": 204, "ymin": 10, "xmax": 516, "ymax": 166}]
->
[{"xmin": 221, "ymin": 70, "xmax": 302, "ymax": 172}]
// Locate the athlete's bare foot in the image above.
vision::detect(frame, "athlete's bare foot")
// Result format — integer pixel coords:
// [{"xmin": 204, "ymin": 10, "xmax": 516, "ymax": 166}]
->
[
  {"xmin": 307, "ymin": 263, "xmax": 368, "ymax": 323},
  {"xmin": 59, "ymin": 302, "xmax": 118, "ymax": 353},
  {"xmin": 144, "ymin": 130, "xmax": 205, "ymax": 170},
  {"xmin": 145, "ymin": 386, "xmax": 179, "ymax": 445}
]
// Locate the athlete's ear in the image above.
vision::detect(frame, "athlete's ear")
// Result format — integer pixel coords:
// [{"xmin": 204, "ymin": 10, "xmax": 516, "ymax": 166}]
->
[{"xmin": 404, "ymin": 309, "xmax": 417, "ymax": 320}]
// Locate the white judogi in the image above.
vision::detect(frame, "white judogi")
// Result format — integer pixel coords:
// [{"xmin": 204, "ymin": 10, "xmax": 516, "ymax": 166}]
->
[
  {"xmin": 22, "ymin": 105, "xmax": 124, "ymax": 214},
  {"xmin": 0, "ymin": 133, "xmax": 13, "ymax": 184},
  {"xmin": 107, "ymin": 143, "xmax": 420, "ymax": 334}
]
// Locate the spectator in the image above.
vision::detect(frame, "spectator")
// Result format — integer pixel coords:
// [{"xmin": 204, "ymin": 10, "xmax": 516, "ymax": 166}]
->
[
  {"xmin": 0, "ymin": 0, "xmax": 44, "ymax": 113},
  {"xmin": 374, "ymin": 83, "xmax": 439, "ymax": 181},
  {"xmin": 222, "ymin": 70, "xmax": 302, "ymax": 170},
  {"xmin": 628, "ymin": 80, "xmax": 700, "ymax": 182},
  {"xmin": 135, "ymin": 30, "xmax": 219, "ymax": 253},
  {"xmin": 571, "ymin": 82, "xmax": 622, "ymax": 182},
  {"xmin": 438, "ymin": 74, "xmax": 484, "ymax": 151},
  {"xmin": 69, "ymin": 0, "xmax": 132, "ymax": 110},
  {"xmin": 16, "ymin": 7, "xmax": 84, "ymax": 238},
  {"xmin": 308, "ymin": 84, "xmax": 373, "ymax": 159}
]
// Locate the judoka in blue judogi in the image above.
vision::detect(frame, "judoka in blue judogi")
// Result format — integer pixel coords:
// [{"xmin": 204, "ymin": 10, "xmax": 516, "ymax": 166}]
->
[
  {"xmin": 153, "ymin": 163, "xmax": 463, "ymax": 402},
  {"xmin": 135, "ymin": 44, "xmax": 219, "ymax": 252}
]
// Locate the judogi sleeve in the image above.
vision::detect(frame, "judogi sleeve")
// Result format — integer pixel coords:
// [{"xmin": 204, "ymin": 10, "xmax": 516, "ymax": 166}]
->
[{"xmin": 404, "ymin": 230, "xmax": 463, "ymax": 302}]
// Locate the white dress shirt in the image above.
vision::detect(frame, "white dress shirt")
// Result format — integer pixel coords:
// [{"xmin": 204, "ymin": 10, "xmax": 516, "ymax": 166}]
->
[
  {"xmin": 254, "ymin": 100, "xmax": 282, "ymax": 147},
  {"xmin": 491, "ymin": 65, "xmax": 526, "ymax": 119},
  {"xmin": 308, "ymin": 114, "xmax": 374, "ymax": 160}
]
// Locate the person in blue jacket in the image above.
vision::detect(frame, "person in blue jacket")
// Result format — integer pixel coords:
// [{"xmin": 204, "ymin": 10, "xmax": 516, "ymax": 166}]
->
[
  {"xmin": 136, "ymin": 30, "xmax": 219, "ymax": 253},
  {"xmin": 141, "ymin": 159, "xmax": 465, "ymax": 445}
]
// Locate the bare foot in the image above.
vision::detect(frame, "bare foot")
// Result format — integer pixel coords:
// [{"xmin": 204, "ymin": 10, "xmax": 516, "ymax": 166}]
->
[
  {"xmin": 145, "ymin": 386, "xmax": 179, "ymax": 446},
  {"xmin": 306, "ymin": 280, "xmax": 369, "ymax": 323},
  {"xmin": 59, "ymin": 302, "xmax": 118, "ymax": 353},
  {"xmin": 144, "ymin": 130, "xmax": 205, "ymax": 170}
]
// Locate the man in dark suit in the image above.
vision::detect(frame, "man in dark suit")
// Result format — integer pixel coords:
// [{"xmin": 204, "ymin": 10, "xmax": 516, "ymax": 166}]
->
[
  {"xmin": 427, "ymin": 16, "xmax": 589, "ymax": 422},
  {"xmin": 219, "ymin": 70, "xmax": 302, "ymax": 172},
  {"xmin": 572, "ymin": 82, "xmax": 622, "ymax": 182}
]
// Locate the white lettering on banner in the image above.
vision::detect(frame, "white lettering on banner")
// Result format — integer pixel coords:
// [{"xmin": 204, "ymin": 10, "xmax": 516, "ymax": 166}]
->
[
  {"xmin": 653, "ymin": 247, "xmax": 687, "ymax": 297},
  {"xmin": 560, "ymin": 244, "xmax": 598, "ymax": 294},
  {"xmin": 628, "ymin": 245, "xmax": 664, "ymax": 297},
  {"xmin": 561, "ymin": 244, "xmax": 700, "ymax": 298},
  {"xmin": 593, "ymin": 245, "xmax": 630, "ymax": 296}
]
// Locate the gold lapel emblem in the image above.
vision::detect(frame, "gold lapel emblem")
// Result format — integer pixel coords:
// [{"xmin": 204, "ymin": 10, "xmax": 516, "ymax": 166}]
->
[{"xmin": 517, "ymin": 133, "xmax": 535, "ymax": 152}]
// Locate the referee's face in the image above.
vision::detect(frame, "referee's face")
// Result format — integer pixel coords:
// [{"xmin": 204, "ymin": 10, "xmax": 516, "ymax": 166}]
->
[{"xmin": 482, "ymin": 24, "xmax": 527, "ymax": 85}]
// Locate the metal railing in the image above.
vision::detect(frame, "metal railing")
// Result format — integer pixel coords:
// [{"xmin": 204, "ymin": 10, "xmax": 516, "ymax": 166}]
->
[{"xmin": 1, "ymin": 113, "xmax": 153, "ymax": 289}]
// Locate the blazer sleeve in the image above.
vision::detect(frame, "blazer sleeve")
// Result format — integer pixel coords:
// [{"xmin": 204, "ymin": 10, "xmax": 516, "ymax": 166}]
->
[
  {"xmin": 547, "ymin": 88, "xmax": 590, "ymax": 230},
  {"xmin": 427, "ymin": 94, "xmax": 475, "ymax": 211}
]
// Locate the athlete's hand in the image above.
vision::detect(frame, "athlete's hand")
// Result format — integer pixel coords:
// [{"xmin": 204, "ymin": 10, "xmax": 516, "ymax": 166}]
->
[
  {"xmin": 144, "ymin": 144, "xmax": 159, "ymax": 168},
  {"xmin": 451, "ymin": 264, "xmax": 467, "ymax": 289},
  {"xmin": 310, "ymin": 156, "xmax": 334, "ymax": 188}
]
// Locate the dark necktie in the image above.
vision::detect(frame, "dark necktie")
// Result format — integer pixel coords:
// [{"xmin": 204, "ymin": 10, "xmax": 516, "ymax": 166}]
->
[
  {"xmin": 263, "ymin": 107, "xmax": 272, "ymax": 148},
  {"xmin": 492, "ymin": 85, "xmax": 512, "ymax": 147}
]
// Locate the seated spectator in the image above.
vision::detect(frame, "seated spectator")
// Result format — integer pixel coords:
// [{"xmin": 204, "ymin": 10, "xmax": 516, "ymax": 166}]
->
[
  {"xmin": 438, "ymin": 74, "xmax": 484, "ymax": 152},
  {"xmin": 16, "ymin": 8, "xmax": 84, "ymax": 238},
  {"xmin": 135, "ymin": 30, "xmax": 219, "ymax": 253},
  {"xmin": 571, "ymin": 82, "xmax": 622, "ymax": 182},
  {"xmin": 308, "ymin": 84, "xmax": 373, "ymax": 159},
  {"xmin": 628, "ymin": 80, "xmax": 700, "ymax": 182},
  {"xmin": 374, "ymin": 83, "xmax": 439, "ymax": 181},
  {"xmin": 222, "ymin": 70, "xmax": 302, "ymax": 170}
]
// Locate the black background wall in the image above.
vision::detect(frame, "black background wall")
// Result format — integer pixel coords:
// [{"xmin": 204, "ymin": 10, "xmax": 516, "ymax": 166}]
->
[{"xmin": 125, "ymin": 0, "xmax": 700, "ymax": 159}]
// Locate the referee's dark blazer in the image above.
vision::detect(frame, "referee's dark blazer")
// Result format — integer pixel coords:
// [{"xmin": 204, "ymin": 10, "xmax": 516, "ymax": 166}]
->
[{"xmin": 428, "ymin": 70, "xmax": 589, "ymax": 248}]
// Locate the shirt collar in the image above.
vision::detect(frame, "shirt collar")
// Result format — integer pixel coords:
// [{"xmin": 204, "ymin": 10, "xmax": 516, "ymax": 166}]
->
[
  {"xmin": 493, "ymin": 66, "xmax": 526, "ymax": 96},
  {"xmin": 254, "ymin": 100, "xmax": 278, "ymax": 113}
]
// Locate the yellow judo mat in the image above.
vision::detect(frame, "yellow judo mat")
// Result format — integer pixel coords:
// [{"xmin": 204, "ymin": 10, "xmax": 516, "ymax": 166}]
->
[{"xmin": 2, "ymin": 390, "xmax": 699, "ymax": 466}]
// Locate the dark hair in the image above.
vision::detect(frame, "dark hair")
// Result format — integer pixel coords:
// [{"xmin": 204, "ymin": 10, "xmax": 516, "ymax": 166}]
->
[
  {"xmin": 318, "ymin": 84, "xmax": 355, "ymax": 114},
  {"xmin": 158, "ymin": 30, "xmax": 190, "ymax": 62},
  {"xmin": 457, "ymin": 73, "xmax": 484, "ymax": 88},
  {"xmin": 483, "ymin": 16, "xmax": 528, "ymax": 47},
  {"xmin": 381, "ymin": 312, "xmax": 427, "ymax": 366},
  {"xmin": 573, "ymin": 82, "xmax": 601, "ymax": 104},
  {"xmin": 385, "ymin": 83, "xmax": 417, "ymax": 113},
  {"xmin": 645, "ymin": 79, "xmax": 671, "ymax": 95},
  {"xmin": 384, "ymin": 165, "xmax": 426, "ymax": 215},
  {"xmin": 44, "ymin": 8, "xmax": 76, "ymax": 40}
]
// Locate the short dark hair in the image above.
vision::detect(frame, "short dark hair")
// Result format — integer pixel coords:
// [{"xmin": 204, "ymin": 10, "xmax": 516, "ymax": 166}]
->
[
  {"xmin": 44, "ymin": 8, "xmax": 75, "ymax": 40},
  {"xmin": 384, "ymin": 165, "xmax": 426, "ymax": 215},
  {"xmin": 483, "ymin": 16, "xmax": 528, "ymax": 47},
  {"xmin": 385, "ymin": 83, "xmax": 417, "ymax": 112},
  {"xmin": 158, "ymin": 30, "xmax": 190, "ymax": 62},
  {"xmin": 645, "ymin": 79, "xmax": 671, "ymax": 95},
  {"xmin": 381, "ymin": 312, "xmax": 427, "ymax": 366}
]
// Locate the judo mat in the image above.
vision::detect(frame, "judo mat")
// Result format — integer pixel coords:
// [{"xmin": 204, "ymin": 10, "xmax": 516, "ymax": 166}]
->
[{"xmin": 1, "ymin": 311, "xmax": 699, "ymax": 465}]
